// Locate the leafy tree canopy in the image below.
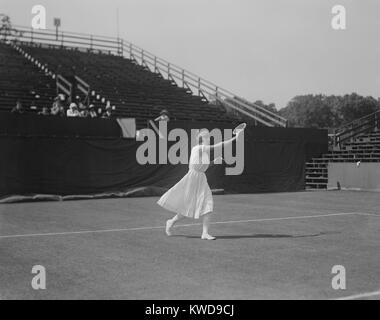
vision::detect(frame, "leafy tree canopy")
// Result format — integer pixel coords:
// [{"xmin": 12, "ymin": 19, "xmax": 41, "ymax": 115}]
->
[{"xmin": 279, "ymin": 93, "xmax": 380, "ymax": 129}]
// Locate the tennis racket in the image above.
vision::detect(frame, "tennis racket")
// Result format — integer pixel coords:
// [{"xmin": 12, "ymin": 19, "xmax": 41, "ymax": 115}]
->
[{"xmin": 233, "ymin": 122, "xmax": 247, "ymax": 135}]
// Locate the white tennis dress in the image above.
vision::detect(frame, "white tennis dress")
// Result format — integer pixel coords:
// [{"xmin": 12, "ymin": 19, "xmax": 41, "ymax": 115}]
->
[{"xmin": 157, "ymin": 144, "xmax": 213, "ymax": 219}]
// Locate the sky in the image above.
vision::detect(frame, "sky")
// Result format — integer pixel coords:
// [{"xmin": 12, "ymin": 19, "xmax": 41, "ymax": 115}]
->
[{"xmin": 1, "ymin": 0, "xmax": 380, "ymax": 109}]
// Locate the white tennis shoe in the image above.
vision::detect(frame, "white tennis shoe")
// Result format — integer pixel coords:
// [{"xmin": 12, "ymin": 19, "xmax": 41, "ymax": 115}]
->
[{"xmin": 201, "ymin": 233, "xmax": 216, "ymax": 240}]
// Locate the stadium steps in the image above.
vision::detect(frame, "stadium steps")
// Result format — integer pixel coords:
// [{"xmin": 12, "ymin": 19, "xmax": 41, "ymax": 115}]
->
[{"xmin": 305, "ymin": 130, "xmax": 380, "ymax": 190}]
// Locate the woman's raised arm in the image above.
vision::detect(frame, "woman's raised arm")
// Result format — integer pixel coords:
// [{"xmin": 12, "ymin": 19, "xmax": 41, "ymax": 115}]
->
[{"xmin": 207, "ymin": 130, "xmax": 242, "ymax": 152}]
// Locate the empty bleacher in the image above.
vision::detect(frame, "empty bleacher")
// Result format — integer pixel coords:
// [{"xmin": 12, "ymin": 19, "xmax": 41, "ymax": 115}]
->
[
  {"xmin": 0, "ymin": 42, "xmax": 56, "ymax": 112},
  {"xmin": 9, "ymin": 41, "xmax": 238, "ymax": 127},
  {"xmin": 306, "ymin": 130, "xmax": 380, "ymax": 189}
]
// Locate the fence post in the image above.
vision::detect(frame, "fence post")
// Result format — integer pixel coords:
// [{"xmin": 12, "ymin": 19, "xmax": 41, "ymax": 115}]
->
[
  {"xmin": 129, "ymin": 43, "xmax": 133, "ymax": 59},
  {"xmin": 141, "ymin": 49, "xmax": 144, "ymax": 64},
  {"xmin": 154, "ymin": 56, "xmax": 157, "ymax": 72},
  {"xmin": 61, "ymin": 32, "xmax": 64, "ymax": 47},
  {"xmin": 120, "ymin": 39, "xmax": 123, "ymax": 56},
  {"xmin": 336, "ymin": 129, "xmax": 341, "ymax": 150},
  {"xmin": 182, "ymin": 70, "xmax": 185, "ymax": 87},
  {"xmin": 198, "ymin": 78, "xmax": 201, "ymax": 96},
  {"xmin": 168, "ymin": 63, "xmax": 170, "ymax": 79},
  {"xmin": 88, "ymin": 85, "xmax": 91, "ymax": 106},
  {"xmin": 90, "ymin": 35, "xmax": 93, "ymax": 50},
  {"xmin": 31, "ymin": 27, "xmax": 33, "ymax": 43}
]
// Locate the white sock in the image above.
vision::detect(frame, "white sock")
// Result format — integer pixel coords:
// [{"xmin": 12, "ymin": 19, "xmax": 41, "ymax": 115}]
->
[{"xmin": 165, "ymin": 219, "xmax": 173, "ymax": 236}]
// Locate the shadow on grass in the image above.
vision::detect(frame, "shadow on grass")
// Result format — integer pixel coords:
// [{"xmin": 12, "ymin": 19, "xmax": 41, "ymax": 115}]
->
[{"xmin": 172, "ymin": 231, "xmax": 339, "ymax": 240}]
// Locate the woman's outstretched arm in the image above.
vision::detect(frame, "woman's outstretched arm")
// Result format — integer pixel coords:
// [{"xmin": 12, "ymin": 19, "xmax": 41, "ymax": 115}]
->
[{"xmin": 206, "ymin": 131, "xmax": 242, "ymax": 152}]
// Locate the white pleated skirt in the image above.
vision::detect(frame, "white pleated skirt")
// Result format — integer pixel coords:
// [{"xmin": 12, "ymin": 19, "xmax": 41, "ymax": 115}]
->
[{"xmin": 157, "ymin": 169, "xmax": 213, "ymax": 219}]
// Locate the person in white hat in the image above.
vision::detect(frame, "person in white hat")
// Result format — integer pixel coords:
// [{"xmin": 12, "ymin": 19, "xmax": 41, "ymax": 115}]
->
[
  {"xmin": 67, "ymin": 103, "xmax": 80, "ymax": 117},
  {"xmin": 88, "ymin": 104, "xmax": 97, "ymax": 118},
  {"xmin": 154, "ymin": 109, "xmax": 170, "ymax": 122},
  {"xmin": 102, "ymin": 104, "xmax": 113, "ymax": 119}
]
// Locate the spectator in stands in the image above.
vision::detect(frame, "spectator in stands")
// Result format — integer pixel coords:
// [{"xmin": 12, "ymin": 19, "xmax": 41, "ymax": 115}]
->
[
  {"xmin": 155, "ymin": 109, "xmax": 170, "ymax": 122},
  {"xmin": 78, "ymin": 102, "xmax": 89, "ymax": 117},
  {"xmin": 67, "ymin": 103, "xmax": 80, "ymax": 117},
  {"xmin": 102, "ymin": 104, "xmax": 113, "ymax": 119},
  {"xmin": 50, "ymin": 103, "xmax": 59, "ymax": 116},
  {"xmin": 51, "ymin": 96, "xmax": 66, "ymax": 117},
  {"xmin": 57, "ymin": 104, "xmax": 66, "ymax": 117},
  {"xmin": 11, "ymin": 100, "xmax": 24, "ymax": 114},
  {"xmin": 30, "ymin": 101, "xmax": 38, "ymax": 111},
  {"xmin": 58, "ymin": 93, "xmax": 66, "ymax": 102},
  {"xmin": 88, "ymin": 104, "xmax": 97, "ymax": 118},
  {"xmin": 51, "ymin": 99, "xmax": 60, "ymax": 116},
  {"xmin": 38, "ymin": 106, "xmax": 50, "ymax": 116}
]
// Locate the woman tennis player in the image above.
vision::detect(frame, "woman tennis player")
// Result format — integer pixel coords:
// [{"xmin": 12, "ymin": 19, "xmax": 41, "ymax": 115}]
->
[{"xmin": 157, "ymin": 124, "xmax": 245, "ymax": 240}]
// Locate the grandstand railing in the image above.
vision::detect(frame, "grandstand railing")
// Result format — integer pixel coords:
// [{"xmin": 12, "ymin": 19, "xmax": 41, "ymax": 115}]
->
[
  {"xmin": 56, "ymin": 74, "xmax": 72, "ymax": 97},
  {"xmin": 75, "ymin": 76, "xmax": 91, "ymax": 105},
  {"xmin": 123, "ymin": 42, "xmax": 288, "ymax": 127},
  {"xmin": 2, "ymin": 25, "xmax": 288, "ymax": 127},
  {"xmin": 333, "ymin": 110, "xmax": 380, "ymax": 148},
  {"xmin": 5, "ymin": 25, "xmax": 121, "ymax": 53}
]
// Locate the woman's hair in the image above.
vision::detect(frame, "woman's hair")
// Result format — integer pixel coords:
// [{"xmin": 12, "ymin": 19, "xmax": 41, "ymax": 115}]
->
[{"xmin": 197, "ymin": 129, "xmax": 210, "ymax": 145}]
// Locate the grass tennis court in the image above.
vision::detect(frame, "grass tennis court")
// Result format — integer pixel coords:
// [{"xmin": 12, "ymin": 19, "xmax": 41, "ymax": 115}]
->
[{"xmin": 0, "ymin": 190, "xmax": 379, "ymax": 300}]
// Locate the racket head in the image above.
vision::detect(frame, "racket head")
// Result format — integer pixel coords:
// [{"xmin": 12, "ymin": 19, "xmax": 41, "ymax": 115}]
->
[{"xmin": 233, "ymin": 122, "xmax": 247, "ymax": 135}]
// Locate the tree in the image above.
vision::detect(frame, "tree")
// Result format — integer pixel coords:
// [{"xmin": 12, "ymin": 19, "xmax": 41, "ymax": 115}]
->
[
  {"xmin": 0, "ymin": 14, "xmax": 22, "ymax": 40},
  {"xmin": 253, "ymin": 100, "xmax": 278, "ymax": 114},
  {"xmin": 279, "ymin": 93, "xmax": 380, "ymax": 129},
  {"xmin": 337, "ymin": 93, "xmax": 379, "ymax": 124},
  {"xmin": 0, "ymin": 14, "xmax": 12, "ymax": 38}
]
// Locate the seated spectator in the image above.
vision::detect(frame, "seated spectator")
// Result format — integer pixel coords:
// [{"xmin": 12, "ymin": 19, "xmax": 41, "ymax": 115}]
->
[
  {"xmin": 11, "ymin": 100, "xmax": 24, "ymax": 114},
  {"xmin": 58, "ymin": 93, "xmax": 66, "ymax": 102},
  {"xmin": 50, "ymin": 100, "xmax": 60, "ymax": 116},
  {"xmin": 78, "ymin": 102, "xmax": 89, "ymax": 118},
  {"xmin": 51, "ymin": 96, "xmax": 66, "ymax": 117},
  {"xmin": 88, "ymin": 104, "xmax": 97, "ymax": 118},
  {"xmin": 154, "ymin": 109, "xmax": 170, "ymax": 122},
  {"xmin": 67, "ymin": 103, "xmax": 80, "ymax": 117},
  {"xmin": 102, "ymin": 104, "xmax": 112, "ymax": 119},
  {"xmin": 38, "ymin": 106, "xmax": 50, "ymax": 116},
  {"xmin": 30, "ymin": 101, "xmax": 38, "ymax": 111},
  {"xmin": 55, "ymin": 105, "xmax": 66, "ymax": 117}
]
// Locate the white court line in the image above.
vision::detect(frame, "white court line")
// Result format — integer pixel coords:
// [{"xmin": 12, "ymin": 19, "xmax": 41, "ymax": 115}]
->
[
  {"xmin": 357, "ymin": 212, "xmax": 379, "ymax": 217},
  {"xmin": 0, "ymin": 211, "xmax": 371, "ymax": 240},
  {"xmin": 335, "ymin": 290, "xmax": 380, "ymax": 300}
]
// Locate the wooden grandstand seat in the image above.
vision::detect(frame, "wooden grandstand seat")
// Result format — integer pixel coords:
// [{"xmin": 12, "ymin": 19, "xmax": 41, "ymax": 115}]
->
[{"xmin": 14, "ymin": 43, "xmax": 236, "ymax": 126}]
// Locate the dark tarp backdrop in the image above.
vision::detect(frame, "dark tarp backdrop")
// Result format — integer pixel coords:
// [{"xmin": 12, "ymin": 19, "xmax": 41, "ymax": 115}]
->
[
  {"xmin": 0, "ymin": 117, "xmax": 327, "ymax": 202},
  {"xmin": 0, "ymin": 113, "xmax": 121, "ymax": 138}
]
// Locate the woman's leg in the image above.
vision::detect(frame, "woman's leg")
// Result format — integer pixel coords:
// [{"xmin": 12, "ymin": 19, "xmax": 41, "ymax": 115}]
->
[
  {"xmin": 201, "ymin": 212, "xmax": 216, "ymax": 240},
  {"xmin": 166, "ymin": 214, "xmax": 185, "ymax": 236}
]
